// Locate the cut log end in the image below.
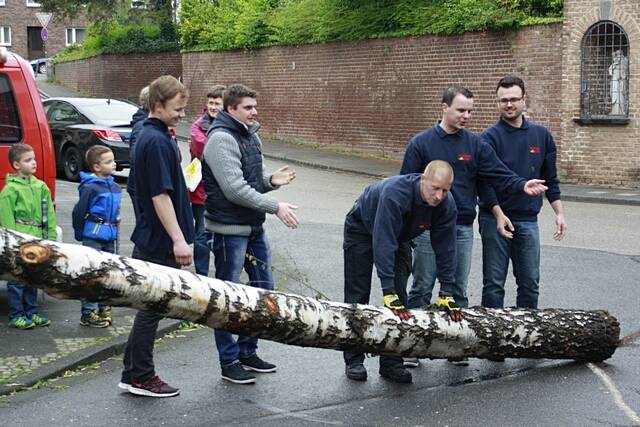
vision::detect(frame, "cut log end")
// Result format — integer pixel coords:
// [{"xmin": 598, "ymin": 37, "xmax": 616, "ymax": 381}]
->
[{"xmin": 19, "ymin": 242, "xmax": 51, "ymax": 265}]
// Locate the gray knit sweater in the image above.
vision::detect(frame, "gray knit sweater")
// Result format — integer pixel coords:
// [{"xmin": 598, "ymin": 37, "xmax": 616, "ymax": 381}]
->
[{"xmin": 202, "ymin": 125, "xmax": 278, "ymax": 236}]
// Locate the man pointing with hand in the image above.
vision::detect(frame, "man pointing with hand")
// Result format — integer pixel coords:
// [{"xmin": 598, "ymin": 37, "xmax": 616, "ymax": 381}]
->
[{"xmin": 202, "ymin": 83, "xmax": 298, "ymax": 385}]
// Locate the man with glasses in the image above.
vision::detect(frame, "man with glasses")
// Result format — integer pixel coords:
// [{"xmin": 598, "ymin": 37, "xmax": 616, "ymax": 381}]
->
[
  {"xmin": 477, "ymin": 76, "xmax": 566, "ymax": 312},
  {"xmin": 400, "ymin": 85, "xmax": 548, "ymax": 368}
]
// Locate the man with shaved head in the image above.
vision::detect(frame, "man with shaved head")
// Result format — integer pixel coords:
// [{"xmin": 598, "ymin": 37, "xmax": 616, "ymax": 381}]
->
[{"xmin": 342, "ymin": 160, "xmax": 459, "ymax": 384}]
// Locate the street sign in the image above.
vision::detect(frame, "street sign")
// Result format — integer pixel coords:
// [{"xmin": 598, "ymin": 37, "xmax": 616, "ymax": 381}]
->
[
  {"xmin": 40, "ymin": 27, "xmax": 49, "ymax": 41},
  {"xmin": 35, "ymin": 12, "xmax": 52, "ymax": 28}
]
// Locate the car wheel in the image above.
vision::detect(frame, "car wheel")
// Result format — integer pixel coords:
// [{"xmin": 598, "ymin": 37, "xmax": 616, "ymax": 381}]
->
[
  {"xmin": 38, "ymin": 63, "xmax": 46, "ymax": 74},
  {"xmin": 63, "ymin": 146, "xmax": 82, "ymax": 181}
]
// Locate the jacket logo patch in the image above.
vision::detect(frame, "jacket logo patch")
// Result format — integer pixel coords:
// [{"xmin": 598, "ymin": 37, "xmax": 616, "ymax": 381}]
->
[
  {"xmin": 457, "ymin": 154, "xmax": 472, "ymax": 161},
  {"xmin": 529, "ymin": 146, "xmax": 541, "ymax": 154},
  {"xmin": 419, "ymin": 223, "xmax": 431, "ymax": 230}
]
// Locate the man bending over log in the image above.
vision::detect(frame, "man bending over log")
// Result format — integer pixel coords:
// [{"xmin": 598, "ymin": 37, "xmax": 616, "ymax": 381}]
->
[{"xmin": 343, "ymin": 160, "xmax": 461, "ymax": 384}]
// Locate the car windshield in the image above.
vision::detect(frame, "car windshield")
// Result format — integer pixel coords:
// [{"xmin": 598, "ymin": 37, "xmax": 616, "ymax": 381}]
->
[{"xmin": 79, "ymin": 101, "xmax": 139, "ymax": 125}]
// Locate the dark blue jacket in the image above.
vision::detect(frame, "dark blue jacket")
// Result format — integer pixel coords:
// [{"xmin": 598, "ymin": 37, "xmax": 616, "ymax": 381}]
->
[
  {"xmin": 72, "ymin": 172, "xmax": 122, "ymax": 242},
  {"xmin": 203, "ymin": 110, "xmax": 266, "ymax": 227},
  {"xmin": 400, "ymin": 124, "xmax": 527, "ymax": 225},
  {"xmin": 130, "ymin": 118, "xmax": 194, "ymax": 257},
  {"xmin": 348, "ymin": 174, "xmax": 457, "ymax": 292},
  {"xmin": 478, "ymin": 118, "xmax": 561, "ymax": 221},
  {"xmin": 127, "ymin": 108, "xmax": 148, "ymax": 196}
]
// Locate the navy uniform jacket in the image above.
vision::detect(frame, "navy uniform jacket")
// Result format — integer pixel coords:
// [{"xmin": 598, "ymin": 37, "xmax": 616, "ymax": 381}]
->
[{"xmin": 348, "ymin": 174, "xmax": 457, "ymax": 292}]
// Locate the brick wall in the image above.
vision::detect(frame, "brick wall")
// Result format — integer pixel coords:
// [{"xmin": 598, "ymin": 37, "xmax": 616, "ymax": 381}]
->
[
  {"xmin": 561, "ymin": 0, "xmax": 640, "ymax": 187},
  {"xmin": 0, "ymin": 3, "xmax": 87, "ymax": 60},
  {"xmin": 183, "ymin": 24, "xmax": 562, "ymax": 162},
  {"xmin": 53, "ymin": 52, "xmax": 183, "ymax": 101}
]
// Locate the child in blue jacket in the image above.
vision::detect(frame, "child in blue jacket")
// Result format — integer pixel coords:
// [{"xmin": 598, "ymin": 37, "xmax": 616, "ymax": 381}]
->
[{"xmin": 72, "ymin": 145, "xmax": 121, "ymax": 328}]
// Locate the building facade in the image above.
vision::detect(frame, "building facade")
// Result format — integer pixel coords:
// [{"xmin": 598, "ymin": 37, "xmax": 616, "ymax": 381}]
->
[
  {"xmin": 561, "ymin": 0, "xmax": 639, "ymax": 186},
  {"xmin": 0, "ymin": 0, "xmax": 87, "ymax": 60}
]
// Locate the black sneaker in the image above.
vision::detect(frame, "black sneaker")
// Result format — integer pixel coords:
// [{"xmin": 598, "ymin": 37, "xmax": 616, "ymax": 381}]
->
[
  {"xmin": 221, "ymin": 362, "xmax": 256, "ymax": 384},
  {"xmin": 379, "ymin": 365, "xmax": 412, "ymax": 384},
  {"xmin": 80, "ymin": 311, "xmax": 110, "ymax": 328},
  {"xmin": 345, "ymin": 363, "xmax": 367, "ymax": 381},
  {"xmin": 240, "ymin": 354, "xmax": 277, "ymax": 373},
  {"xmin": 129, "ymin": 374, "xmax": 180, "ymax": 398}
]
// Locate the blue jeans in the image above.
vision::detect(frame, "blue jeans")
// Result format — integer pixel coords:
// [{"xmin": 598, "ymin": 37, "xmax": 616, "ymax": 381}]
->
[
  {"xmin": 81, "ymin": 238, "xmax": 115, "ymax": 315},
  {"xmin": 408, "ymin": 224, "xmax": 473, "ymax": 308},
  {"xmin": 210, "ymin": 229, "xmax": 274, "ymax": 367},
  {"xmin": 191, "ymin": 203, "xmax": 210, "ymax": 276},
  {"xmin": 7, "ymin": 283, "xmax": 38, "ymax": 319},
  {"xmin": 479, "ymin": 213, "xmax": 540, "ymax": 309}
]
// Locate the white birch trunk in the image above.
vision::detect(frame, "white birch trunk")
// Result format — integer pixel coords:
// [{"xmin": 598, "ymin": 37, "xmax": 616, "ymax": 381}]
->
[{"xmin": 0, "ymin": 228, "xmax": 619, "ymax": 362}]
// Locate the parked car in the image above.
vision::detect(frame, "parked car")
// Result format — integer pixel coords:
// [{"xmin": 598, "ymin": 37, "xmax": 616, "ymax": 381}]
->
[
  {"xmin": 43, "ymin": 97, "xmax": 138, "ymax": 181},
  {"xmin": 0, "ymin": 47, "xmax": 57, "ymax": 199},
  {"xmin": 29, "ymin": 57, "xmax": 51, "ymax": 74}
]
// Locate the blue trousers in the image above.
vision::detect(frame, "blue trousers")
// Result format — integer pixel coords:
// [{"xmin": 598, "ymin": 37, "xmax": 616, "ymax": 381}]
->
[
  {"xmin": 191, "ymin": 203, "xmax": 210, "ymax": 276},
  {"xmin": 478, "ymin": 212, "xmax": 540, "ymax": 309},
  {"xmin": 407, "ymin": 224, "xmax": 473, "ymax": 308},
  {"xmin": 7, "ymin": 283, "xmax": 38, "ymax": 320},
  {"xmin": 81, "ymin": 238, "xmax": 115, "ymax": 315},
  {"xmin": 210, "ymin": 229, "xmax": 274, "ymax": 367}
]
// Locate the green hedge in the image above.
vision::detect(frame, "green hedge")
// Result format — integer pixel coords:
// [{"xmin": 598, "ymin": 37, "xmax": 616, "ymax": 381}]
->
[
  {"xmin": 179, "ymin": 0, "xmax": 563, "ymax": 52},
  {"xmin": 54, "ymin": 23, "xmax": 178, "ymax": 63}
]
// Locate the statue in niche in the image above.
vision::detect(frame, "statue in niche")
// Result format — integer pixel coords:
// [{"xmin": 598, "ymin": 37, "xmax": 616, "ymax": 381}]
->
[{"xmin": 609, "ymin": 49, "xmax": 628, "ymax": 115}]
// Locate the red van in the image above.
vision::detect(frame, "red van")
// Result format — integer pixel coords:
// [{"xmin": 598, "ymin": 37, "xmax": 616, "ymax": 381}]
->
[{"xmin": 0, "ymin": 47, "xmax": 56, "ymax": 201}]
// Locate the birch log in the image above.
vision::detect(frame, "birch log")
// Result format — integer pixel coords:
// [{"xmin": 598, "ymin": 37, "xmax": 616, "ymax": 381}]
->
[{"xmin": 0, "ymin": 228, "xmax": 619, "ymax": 362}]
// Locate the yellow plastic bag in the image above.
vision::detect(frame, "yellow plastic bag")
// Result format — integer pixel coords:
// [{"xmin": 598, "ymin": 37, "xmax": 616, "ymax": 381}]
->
[{"xmin": 183, "ymin": 158, "xmax": 202, "ymax": 192}]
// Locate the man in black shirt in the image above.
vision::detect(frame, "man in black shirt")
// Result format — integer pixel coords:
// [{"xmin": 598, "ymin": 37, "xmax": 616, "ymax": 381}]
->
[{"xmin": 120, "ymin": 75, "xmax": 194, "ymax": 398}]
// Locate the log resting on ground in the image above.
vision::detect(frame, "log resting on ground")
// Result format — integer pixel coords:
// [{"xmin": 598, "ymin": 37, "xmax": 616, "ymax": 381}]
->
[{"xmin": 0, "ymin": 228, "xmax": 619, "ymax": 362}]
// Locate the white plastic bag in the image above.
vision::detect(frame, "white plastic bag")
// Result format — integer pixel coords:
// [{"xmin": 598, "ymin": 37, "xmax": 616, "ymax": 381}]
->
[{"xmin": 184, "ymin": 158, "xmax": 202, "ymax": 192}]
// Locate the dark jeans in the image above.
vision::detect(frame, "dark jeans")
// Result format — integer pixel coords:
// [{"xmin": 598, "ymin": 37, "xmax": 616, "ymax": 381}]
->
[
  {"xmin": 479, "ymin": 212, "xmax": 541, "ymax": 309},
  {"xmin": 121, "ymin": 248, "xmax": 179, "ymax": 383},
  {"xmin": 191, "ymin": 203, "xmax": 210, "ymax": 276},
  {"xmin": 209, "ymin": 228, "xmax": 274, "ymax": 367},
  {"xmin": 342, "ymin": 213, "xmax": 411, "ymax": 369},
  {"xmin": 7, "ymin": 283, "xmax": 38, "ymax": 320},
  {"xmin": 81, "ymin": 238, "xmax": 115, "ymax": 315}
]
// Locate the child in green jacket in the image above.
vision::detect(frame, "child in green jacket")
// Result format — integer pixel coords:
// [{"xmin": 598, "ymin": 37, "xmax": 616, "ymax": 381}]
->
[{"xmin": 0, "ymin": 144, "xmax": 57, "ymax": 329}]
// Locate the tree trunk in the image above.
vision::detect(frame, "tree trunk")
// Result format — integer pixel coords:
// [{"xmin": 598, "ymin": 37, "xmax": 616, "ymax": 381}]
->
[{"xmin": 0, "ymin": 228, "xmax": 619, "ymax": 362}]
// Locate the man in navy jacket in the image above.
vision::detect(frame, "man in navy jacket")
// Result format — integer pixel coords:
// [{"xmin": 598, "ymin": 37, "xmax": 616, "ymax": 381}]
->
[
  {"xmin": 477, "ymin": 76, "xmax": 566, "ymax": 310},
  {"xmin": 400, "ymin": 86, "xmax": 548, "ymax": 315},
  {"xmin": 343, "ymin": 160, "xmax": 459, "ymax": 384}
]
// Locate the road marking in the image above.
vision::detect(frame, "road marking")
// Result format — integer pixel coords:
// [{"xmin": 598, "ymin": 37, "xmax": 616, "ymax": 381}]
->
[
  {"xmin": 246, "ymin": 399, "xmax": 346, "ymax": 425},
  {"xmin": 587, "ymin": 363, "xmax": 640, "ymax": 425},
  {"xmin": 620, "ymin": 329, "xmax": 640, "ymax": 347}
]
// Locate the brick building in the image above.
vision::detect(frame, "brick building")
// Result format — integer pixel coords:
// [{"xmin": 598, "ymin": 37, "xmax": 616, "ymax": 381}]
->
[
  {"xmin": 0, "ymin": 0, "xmax": 87, "ymax": 60},
  {"xmin": 561, "ymin": 0, "xmax": 639, "ymax": 186}
]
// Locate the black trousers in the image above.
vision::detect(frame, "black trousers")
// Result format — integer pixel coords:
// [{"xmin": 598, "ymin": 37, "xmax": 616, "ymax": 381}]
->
[
  {"xmin": 121, "ymin": 248, "xmax": 179, "ymax": 383},
  {"xmin": 342, "ymin": 213, "xmax": 412, "ymax": 368}
]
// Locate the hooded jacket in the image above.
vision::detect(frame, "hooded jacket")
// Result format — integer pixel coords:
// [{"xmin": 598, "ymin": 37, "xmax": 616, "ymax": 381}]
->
[
  {"xmin": 72, "ymin": 171, "xmax": 122, "ymax": 242},
  {"xmin": 188, "ymin": 111, "xmax": 215, "ymax": 205},
  {"xmin": 0, "ymin": 174, "xmax": 57, "ymax": 240}
]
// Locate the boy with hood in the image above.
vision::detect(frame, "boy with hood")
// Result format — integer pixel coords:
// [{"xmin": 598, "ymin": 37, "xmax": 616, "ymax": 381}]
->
[
  {"xmin": 0, "ymin": 143, "xmax": 57, "ymax": 329},
  {"xmin": 72, "ymin": 145, "xmax": 122, "ymax": 328}
]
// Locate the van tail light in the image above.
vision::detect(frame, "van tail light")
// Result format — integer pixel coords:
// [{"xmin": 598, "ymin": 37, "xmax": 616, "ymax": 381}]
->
[{"xmin": 92, "ymin": 129, "xmax": 122, "ymax": 142}]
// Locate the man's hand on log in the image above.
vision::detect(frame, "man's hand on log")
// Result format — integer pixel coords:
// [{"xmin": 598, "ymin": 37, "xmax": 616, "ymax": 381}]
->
[
  {"xmin": 383, "ymin": 293, "xmax": 412, "ymax": 321},
  {"xmin": 437, "ymin": 293, "xmax": 464, "ymax": 322}
]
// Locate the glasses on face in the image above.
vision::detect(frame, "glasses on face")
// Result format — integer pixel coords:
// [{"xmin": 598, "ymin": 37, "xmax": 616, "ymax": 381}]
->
[{"xmin": 498, "ymin": 97, "xmax": 523, "ymax": 105}]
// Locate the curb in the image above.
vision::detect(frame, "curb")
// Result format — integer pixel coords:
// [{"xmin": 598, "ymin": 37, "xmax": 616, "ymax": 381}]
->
[
  {"xmin": 262, "ymin": 153, "xmax": 388, "ymax": 180},
  {"xmin": 561, "ymin": 194, "xmax": 640, "ymax": 206},
  {"xmin": 0, "ymin": 319, "xmax": 182, "ymax": 396}
]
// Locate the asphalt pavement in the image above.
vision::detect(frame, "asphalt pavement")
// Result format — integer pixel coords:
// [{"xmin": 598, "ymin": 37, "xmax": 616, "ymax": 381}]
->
[{"xmin": 0, "ymin": 78, "xmax": 639, "ymax": 425}]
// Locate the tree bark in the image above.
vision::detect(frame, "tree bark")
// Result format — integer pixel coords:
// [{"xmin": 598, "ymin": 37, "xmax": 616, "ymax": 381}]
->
[{"xmin": 0, "ymin": 228, "xmax": 619, "ymax": 362}]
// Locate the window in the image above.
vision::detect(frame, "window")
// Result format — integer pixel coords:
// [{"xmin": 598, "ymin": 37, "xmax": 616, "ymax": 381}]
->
[
  {"xmin": 0, "ymin": 26, "xmax": 10, "ymax": 46},
  {"xmin": 47, "ymin": 102, "xmax": 82, "ymax": 123},
  {"xmin": 0, "ymin": 74, "xmax": 23, "ymax": 143},
  {"xmin": 0, "ymin": 1, "xmax": 6, "ymax": 7},
  {"xmin": 26, "ymin": 1, "xmax": 42, "ymax": 7},
  {"xmin": 131, "ymin": 0, "xmax": 147, "ymax": 9},
  {"xmin": 579, "ymin": 21, "xmax": 630, "ymax": 123},
  {"xmin": 66, "ymin": 28, "xmax": 87, "ymax": 46}
]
